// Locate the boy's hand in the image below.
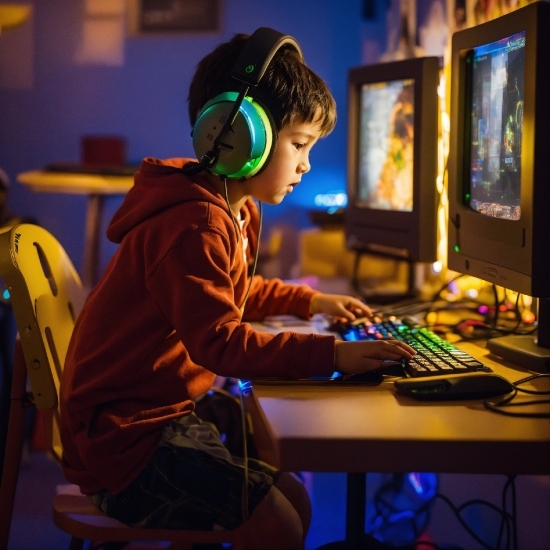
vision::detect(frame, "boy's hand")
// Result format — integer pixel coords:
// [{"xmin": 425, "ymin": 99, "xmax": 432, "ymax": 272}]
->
[
  {"xmin": 309, "ymin": 293, "xmax": 373, "ymax": 320},
  {"xmin": 335, "ymin": 340, "xmax": 416, "ymax": 374}
]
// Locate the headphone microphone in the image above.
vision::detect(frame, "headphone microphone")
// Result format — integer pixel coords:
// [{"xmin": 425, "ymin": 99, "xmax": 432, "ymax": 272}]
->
[{"xmin": 190, "ymin": 27, "xmax": 303, "ymax": 179}]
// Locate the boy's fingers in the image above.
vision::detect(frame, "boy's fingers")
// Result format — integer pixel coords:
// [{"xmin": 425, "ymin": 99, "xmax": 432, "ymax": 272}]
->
[
  {"xmin": 378, "ymin": 341, "xmax": 416, "ymax": 359},
  {"xmin": 353, "ymin": 302, "xmax": 372, "ymax": 315}
]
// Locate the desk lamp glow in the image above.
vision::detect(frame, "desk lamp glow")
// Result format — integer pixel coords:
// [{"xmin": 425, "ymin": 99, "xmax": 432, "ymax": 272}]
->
[{"xmin": 0, "ymin": 4, "xmax": 31, "ymax": 35}]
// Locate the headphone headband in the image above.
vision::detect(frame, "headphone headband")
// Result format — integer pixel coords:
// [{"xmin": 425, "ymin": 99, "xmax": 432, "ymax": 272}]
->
[{"xmin": 232, "ymin": 27, "xmax": 303, "ymax": 86}]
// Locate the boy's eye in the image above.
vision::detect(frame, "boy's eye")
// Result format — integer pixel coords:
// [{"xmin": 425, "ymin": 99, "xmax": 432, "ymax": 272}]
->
[{"xmin": 294, "ymin": 143, "xmax": 305, "ymax": 150}]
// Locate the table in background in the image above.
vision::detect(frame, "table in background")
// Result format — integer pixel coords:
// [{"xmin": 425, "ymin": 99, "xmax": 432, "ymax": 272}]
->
[
  {"xmin": 17, "ymin": 169, "xmax": 134, "ymax": 288},
  {"xmin": 244, "ymin": 338, "xmax": 550, "ymax": 548}
]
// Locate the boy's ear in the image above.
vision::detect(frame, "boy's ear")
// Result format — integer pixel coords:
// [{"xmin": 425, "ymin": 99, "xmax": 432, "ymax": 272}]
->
[{"xmin": 191, "ymin": 27, "xmax": 300, "ymax": 179}]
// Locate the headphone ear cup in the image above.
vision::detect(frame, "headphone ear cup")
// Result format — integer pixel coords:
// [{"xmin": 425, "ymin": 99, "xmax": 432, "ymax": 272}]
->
[
  {"xmin": 193, "ymin": 92, "xmax": 274, "ymax": 179},
  {"xmin": 247, "ymin": 98, "xmax": 277, "ymax": 177}
]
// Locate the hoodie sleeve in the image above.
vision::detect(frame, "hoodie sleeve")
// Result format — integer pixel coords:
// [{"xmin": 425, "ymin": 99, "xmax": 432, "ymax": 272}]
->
[
  {"xmin": 144, "ymin": 204, "xmax": 336, "ymax": 381},
  {"xmin": 241, "ymin": 275, "xmax": 319, "ymax": 321}
]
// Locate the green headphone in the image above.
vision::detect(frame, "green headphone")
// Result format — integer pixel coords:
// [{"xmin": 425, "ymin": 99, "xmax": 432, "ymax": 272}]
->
[{"xmin": 192, "ymin": 27, "xmax": 303, "ymax": 179}]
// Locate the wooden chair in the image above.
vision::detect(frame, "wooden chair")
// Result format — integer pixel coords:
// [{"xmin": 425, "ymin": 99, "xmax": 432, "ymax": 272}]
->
[{"xmin": 0, "ymin": 223, "xmax": 246, "ymax": 549}]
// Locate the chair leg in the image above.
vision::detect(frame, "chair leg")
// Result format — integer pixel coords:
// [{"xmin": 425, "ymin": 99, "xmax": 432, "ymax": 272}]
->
[
  {"xmin": 0, "ymin": 339, "xmax": 33, "ymax": 550},
  {"xmin": 68, "ymin": 536, "xmax": 85, "ymax": 550}
]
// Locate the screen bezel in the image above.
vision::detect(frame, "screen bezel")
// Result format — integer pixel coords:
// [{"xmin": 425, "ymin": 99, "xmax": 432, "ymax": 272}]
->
[
  {"xmin": 448, "ymin": 2, "xmax": 550, "ymax": 298},
  {"xmin": 345, "ymin": 57, "xmax": 440, "ymax": 263}
]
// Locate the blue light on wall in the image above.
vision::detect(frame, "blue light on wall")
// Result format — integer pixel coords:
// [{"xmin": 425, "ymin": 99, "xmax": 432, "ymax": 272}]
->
[
  {"xmin": 283, "ymin": 166, "xmax": 347, "ymax": 210},
  {"xmin": 314, "ymin": 191, "xmax": 347, "ymax": 211}
]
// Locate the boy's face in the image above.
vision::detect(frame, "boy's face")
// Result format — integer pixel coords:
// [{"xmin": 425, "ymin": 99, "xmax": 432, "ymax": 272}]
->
[{"xmin": 242, "ymin": 119, "xmax": 323, "ymax": 205}]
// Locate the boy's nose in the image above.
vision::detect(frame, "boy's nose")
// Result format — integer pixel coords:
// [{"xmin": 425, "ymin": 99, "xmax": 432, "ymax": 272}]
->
[{"xmin": 298, "ymin": 158, "xmax": 311, "ymax": 174}]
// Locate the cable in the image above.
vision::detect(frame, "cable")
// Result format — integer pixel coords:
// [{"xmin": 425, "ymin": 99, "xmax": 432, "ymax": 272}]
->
[
  {"xmin": 433, "ymin": 492, "xmax": 510, "ymax": 550},
  {"xmin": 238, "ymin": 387, "xmax": 250, "ymax": 523},
  {"xmin": 418, "ymin": 474, "xmax": 520, "ymax": 550},
  {"xmin": 484, "ymin": 397, "xmax": 550, "ymax": 418},
  {"xmin": 421, "ymin": 285, "xmax": 537, "ymax": 342},
  {"xmin": 220, "ymin": 179, "xmax": 263, "ymax": 522},
  {"xmin": 222, "ymin": 175, "xmax": 240, "ymax": 243},
  {"xmin": 509, "ymin": 476, "xmax": 518, "ymax": 550},
  {"xmin": 484, "ymin": 374, "xmax": 550, "ymax": 418},
  {"xmin": 239, "ymin": 200, "xmax": 263, "ymax": 313},
  {"xmin": 491, "ymin": 284, "xmax": 501, "ymax": 326},
  {"xmin": 496, "ymin": 475, "xmax": 518, "ymax": 550},
  {"xmin": 219, "ymin": 175, "xmax": 263, "ymax": 313},
  {"xmin": 508, "ymin": 373, "xmax": 550, "ymax": 394}
]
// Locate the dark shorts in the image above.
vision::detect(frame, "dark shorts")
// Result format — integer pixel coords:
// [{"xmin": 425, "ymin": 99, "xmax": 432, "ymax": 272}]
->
[{"xmin": 90, "ymin": 413, "xmax": 276, "ymax": 531}]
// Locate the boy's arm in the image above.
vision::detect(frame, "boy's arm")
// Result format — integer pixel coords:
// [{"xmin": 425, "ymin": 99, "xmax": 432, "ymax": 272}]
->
[
  {"xmin": 241, "ymin": 275, "xmax": 319, "ymax": 321},
  {"xmin": 241, "ymin": 278, "xmax": 373, "ymax": 322}
]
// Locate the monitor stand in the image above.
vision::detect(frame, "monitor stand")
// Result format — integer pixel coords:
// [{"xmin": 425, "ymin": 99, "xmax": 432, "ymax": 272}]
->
[
  {"xmin": 351, "ymin": 252, "xmax": 420, "ymax": 306},
  {"xmin": 486, "ymin": 297, "xmax": 550, "ymax": 374}
]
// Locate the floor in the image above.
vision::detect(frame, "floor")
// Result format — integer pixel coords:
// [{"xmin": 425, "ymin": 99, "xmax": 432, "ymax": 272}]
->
[{"xmin": 6, "ymin": 449, "xmax": 550, "ymax": 550}]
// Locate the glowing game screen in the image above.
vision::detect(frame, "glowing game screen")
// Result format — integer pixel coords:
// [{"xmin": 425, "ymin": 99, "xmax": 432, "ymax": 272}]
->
[
  {"xmin": 357, "ymin": 79, "xmax": 415, "ymax": 212},
  {"xmin": 467, "ymin": 30, "xmax": 525, "ymax": 220}
]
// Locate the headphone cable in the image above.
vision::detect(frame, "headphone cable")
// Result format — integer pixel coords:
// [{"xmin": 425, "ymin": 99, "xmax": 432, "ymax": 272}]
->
[
  {"xmin": 222, "ymin": 176, "xmax": 240, "ymax": 243},
  {"xmin": 221, "ymin": 175, "xmax": 263, "ymax": 524},
  {"xmin": 221, "ymin": 175, "xmax": 263, "ymax": 312},
  {"xmin": 239, "ymin": 201, "xmax": 263, "ymax": 313}
]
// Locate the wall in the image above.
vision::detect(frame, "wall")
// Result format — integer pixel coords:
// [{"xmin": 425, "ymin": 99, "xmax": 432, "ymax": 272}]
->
[{"xmin": 0, "ymin": 0, "xmax": 387, "ymax": 276}]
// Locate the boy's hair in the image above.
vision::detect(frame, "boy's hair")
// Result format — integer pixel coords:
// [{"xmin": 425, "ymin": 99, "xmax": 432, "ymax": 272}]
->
[{"xmin": 187, "ymin": 33, "xmax": 336, "ymax": 137}]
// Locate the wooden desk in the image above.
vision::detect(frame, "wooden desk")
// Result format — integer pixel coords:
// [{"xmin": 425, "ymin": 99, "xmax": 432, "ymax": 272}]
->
[
  {"xmin": 244, "ymin": 340, "xmax": 550, "ymax": 548},
  {"xmin": 17, "ymin": 169, "xmax": 134, "ymax": 288}
]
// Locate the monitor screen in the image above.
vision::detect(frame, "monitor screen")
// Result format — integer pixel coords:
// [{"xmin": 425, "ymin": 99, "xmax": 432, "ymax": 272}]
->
[
  {"xmin": 467, "ymin": 30, "xmax": 525, "ymax": 221},
  {"xmin": 448, "ymin": 2, "xmax": 550, "ymax": 371},
  {"xmin": 358, "ymin": 78, "xmax": 415, "ymax": 212},
  {"xmin": 345, "ymin": 57, "xmax": 440, "ymax": 264}
]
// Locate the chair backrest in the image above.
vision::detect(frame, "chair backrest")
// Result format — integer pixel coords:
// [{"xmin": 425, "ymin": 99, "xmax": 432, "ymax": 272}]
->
[
  {"xmin": 0, "ymin": 224, "xmax": 86, "ymax": 460},
  {"xmin": 0, "ymin": 224, "xmax": 249, "ymax": 550}
]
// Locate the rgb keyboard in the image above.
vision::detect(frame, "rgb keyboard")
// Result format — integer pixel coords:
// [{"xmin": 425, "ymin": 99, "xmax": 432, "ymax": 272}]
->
[{"xmin": 333, "ymin": 319, "xmax": 493, "ymax": 378}]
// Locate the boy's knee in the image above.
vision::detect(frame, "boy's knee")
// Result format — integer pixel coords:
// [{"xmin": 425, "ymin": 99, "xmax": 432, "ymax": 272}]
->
[
  {"xmin": 274, "ymin": 472, "xmax": 311, "ymax": 524},
  {"xmin": 242, "ymin": 485, "xmax": 303, "ymax": 549}
]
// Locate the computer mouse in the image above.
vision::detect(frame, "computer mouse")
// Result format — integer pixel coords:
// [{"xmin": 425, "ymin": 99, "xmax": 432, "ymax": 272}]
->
[{"xmin": 394, "ymin": 372, "xmax": 515, "ymax": 400}]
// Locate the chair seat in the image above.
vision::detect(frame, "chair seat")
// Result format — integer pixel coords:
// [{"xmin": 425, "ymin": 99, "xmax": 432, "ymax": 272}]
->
[{"xmin": 53, "ymin": 493, "xmax": 244, "ymax": 549}]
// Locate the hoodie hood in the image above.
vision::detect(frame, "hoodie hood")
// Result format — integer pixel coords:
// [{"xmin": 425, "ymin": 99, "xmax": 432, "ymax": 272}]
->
[{"xmin": 107, "ymin": 157, "xmax": 235, "ymax": 244}]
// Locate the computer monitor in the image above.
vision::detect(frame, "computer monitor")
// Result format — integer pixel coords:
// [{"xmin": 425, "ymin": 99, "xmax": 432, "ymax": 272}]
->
[
  {"xmin": 447, "ymin": 1, "xmax": 550, "ymax": 372},
  {"xmin": 345, "ymin": 57, "xmax": 441, "ymax": 282}
]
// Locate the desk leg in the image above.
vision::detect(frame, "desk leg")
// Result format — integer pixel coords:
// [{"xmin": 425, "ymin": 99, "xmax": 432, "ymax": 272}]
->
[
  {"xmin": 317, "ymin": 473, "xmax": 367, "ymax": 550},
  {"xmin": 82, "ymin": 194, "xmax": 104, "ymax": 289},
  {"xmin": 346, "ymin": 473, "xmax": 366, "ymax": 548},
  {"xmin": 317, "ymin": 473, "xmax": 417, "ymax": 549}
]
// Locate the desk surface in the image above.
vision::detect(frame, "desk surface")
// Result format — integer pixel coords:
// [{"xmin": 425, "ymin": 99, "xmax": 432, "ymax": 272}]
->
[
  {"xmin": 17, "ymin": 169, "xmax": 134, "ymax": 195},
  {"xmin": 245, "ymin": 339, "xmax": 550, "ymax": 476}
]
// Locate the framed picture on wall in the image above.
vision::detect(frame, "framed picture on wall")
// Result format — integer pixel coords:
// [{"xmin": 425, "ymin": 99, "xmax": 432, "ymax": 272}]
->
[{"xmin": 127, "ymin": 0, "xmax": 223, "ymax": 36}]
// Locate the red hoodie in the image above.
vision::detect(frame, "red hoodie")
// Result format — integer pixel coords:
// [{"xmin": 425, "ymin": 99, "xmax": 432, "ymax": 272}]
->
[{"xmin": 59, "ymin": 157, "xmax": 336, "ymax": 495}]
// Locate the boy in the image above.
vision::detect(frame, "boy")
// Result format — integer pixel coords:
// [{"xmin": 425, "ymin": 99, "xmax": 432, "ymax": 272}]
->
[{"xmin": 59, "ymin": 30, "xmax": 415, "ymax": 550}]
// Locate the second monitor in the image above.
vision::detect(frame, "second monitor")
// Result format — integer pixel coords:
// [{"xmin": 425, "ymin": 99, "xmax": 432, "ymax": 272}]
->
[{"xmin": 345, "ymin": 56, "xmax": 441, "ymax": 265}]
